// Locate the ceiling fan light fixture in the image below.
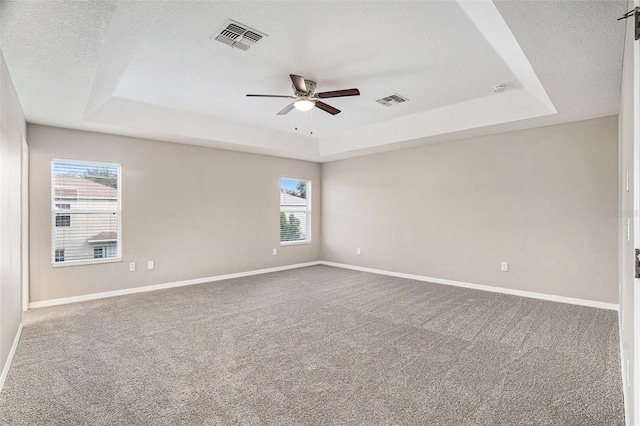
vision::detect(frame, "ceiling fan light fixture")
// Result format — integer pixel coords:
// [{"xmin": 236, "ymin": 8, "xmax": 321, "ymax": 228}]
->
[
  {"xmin": 294, "ymin": 97, "xmax": 315, "ymax": 112},
  {"xmin": 247, "ymin": 74, "xmax": 359, "ymax": 116}
]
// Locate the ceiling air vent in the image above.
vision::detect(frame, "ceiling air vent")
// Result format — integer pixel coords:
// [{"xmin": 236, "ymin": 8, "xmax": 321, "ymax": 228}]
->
[
  {"xmin": 212, "ymin": 20, "xmax": 266, "ymax": 51},
  {"xmin": 376, "ymin": 94, "xmax": 409, "ymax": 107}
]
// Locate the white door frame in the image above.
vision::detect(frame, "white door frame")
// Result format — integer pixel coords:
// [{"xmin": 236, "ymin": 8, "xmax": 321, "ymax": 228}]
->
[
  {"xmin": 619, "ymin": 2, "xmax": 640, "ymax": 424},
  {"xmin": 631, "ymin": 1, "xmax": 640, "ymax": 422},
  {"xmin": 634, "ymin": 41, "xmax": 640, "ymax": 426},
  {"xmin": 20, "ymin": 135, "xmax": 28, "ymax": 312}
]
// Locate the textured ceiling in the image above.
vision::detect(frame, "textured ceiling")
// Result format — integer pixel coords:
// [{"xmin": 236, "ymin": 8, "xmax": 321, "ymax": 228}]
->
[{"xmin": 0, "ymin": 0, "xmax": 628, "ymax": 161}]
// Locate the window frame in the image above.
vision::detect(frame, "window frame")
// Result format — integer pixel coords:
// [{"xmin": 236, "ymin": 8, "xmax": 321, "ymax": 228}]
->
[
  {"xmin": 51, "ymin": 158, "xmax": 123, "ymax": 267},
  {"xmin": 279, "ymin": 177, "xmax": 312, "ymax": 246}
]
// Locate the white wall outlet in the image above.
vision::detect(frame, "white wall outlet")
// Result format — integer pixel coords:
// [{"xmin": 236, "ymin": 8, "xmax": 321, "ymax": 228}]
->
[
  {"xmin": 357, "ymin": 248, "xmax": 362, "ymax": 255},
  {"xmin": 147, "ymin": 260, "xmax": 154, "ymax": 270},
  {"xmin": 129, "ymin": 262, "xmax": 136, "ymax": 272},
  {"xmin": 500, "ymin": 262, "xmax": 508, "ymax": 272},
  {"xmin": 273, "ymin": 248, "xmax": 277, "ymax": 256}
]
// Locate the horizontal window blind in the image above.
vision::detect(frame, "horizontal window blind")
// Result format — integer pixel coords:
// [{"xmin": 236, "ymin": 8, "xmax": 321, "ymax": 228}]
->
[
  {"xmin": 52, "ymin": 160, "xmax": 121, "ymax": 265},
  {"xmin": 280, "ymin": 178, "xmax": 311, "ymax": 243}
]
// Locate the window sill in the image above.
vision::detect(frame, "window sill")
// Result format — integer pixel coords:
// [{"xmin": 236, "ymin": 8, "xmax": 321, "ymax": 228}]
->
[
  {"xmin": 280, "ymin": 240, "xmax": 312, "ymax": 247},
  {"xmin": 52, "ymin": 258, "xmax": 122, "ymax": 268}
]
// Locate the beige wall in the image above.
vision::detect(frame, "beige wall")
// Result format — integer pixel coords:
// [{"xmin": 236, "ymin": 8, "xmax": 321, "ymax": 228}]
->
[
  {"xmin": 27, "ymin": 117, "xmax": 620, "ymax": 305},
  {"xmin": 618, "ymin": 0, "xmax": 638, "ymax": 422},
  {"xmin": 28, "ymin": 125, "xmax": 321, "ymax": 302},
  {"xmin": 0, "ymin": 51, "xmax": 26, "ymax": 384},
  {"xmin": 322, "ymin": 116, "xmax": 618, "ymax": 304}
]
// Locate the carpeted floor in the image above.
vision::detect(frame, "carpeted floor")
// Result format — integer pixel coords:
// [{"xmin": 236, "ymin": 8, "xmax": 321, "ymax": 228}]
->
[{"xmin": 0, "ymin": 265, "xmax": 624, "ymax": 425}]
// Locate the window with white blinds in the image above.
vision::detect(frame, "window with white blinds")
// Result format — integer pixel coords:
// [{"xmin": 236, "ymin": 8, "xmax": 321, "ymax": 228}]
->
[
  {"xmin": 52, "ymin": 159, "xmax": 122, "ymax": 266},
  {"xmin": 280, "ymin": 178, "xmax": 311, "ymax": 244}
]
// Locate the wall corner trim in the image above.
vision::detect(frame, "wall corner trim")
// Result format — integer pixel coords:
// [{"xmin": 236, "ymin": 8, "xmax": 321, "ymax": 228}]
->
[
  {"xmin": 619, "ymin": 308, "xmax": 630, "ymax": 424},
  {"xmin": 320, "ymin": 261, "xmax": 620, "ymax": 311},
  {"xmin": 28, "ymin": 261, "xmax": 322, "ymax": 309},
  {"xmin": 0, "ymin": 323, "xmax": 23, "ymax": 393}
]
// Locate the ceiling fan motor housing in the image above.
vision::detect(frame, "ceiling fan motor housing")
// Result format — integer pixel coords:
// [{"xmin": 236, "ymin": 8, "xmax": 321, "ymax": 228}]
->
[{"xmin": 293, "ymin": 80, "xmax": 316, "ymax": 96}]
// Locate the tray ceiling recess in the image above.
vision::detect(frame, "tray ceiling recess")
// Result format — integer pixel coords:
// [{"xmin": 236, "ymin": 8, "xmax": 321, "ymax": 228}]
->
[{"xmin": 0, "ymin": 1, "xmax": 626, "ymax": 162}]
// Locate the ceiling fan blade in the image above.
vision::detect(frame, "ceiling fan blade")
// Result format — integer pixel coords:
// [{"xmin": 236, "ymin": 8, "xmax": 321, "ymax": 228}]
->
[
  {"xmin": 290, "ymin": 74, "xmax": 307, "ymax": 93},
  {"xmin": 277, "ymin": 102, "xmax": 295, "ymax": 115},
  {"xmin": 316, "ymin": 88, "xmax": 360, "ymax": 99},
  {"xmin": 246, "ymin": 94, "xmax": 294, "ymax": 98},
  {"xmin": 315, "ymin": 101, "xmax": 341, "ymax": 115}
]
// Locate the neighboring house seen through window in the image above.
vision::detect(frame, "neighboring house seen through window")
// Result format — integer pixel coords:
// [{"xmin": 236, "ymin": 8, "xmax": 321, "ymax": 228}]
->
[
  {"xmin": 280, "ymin": 178, "xmax": 311, "ymax": 244},
  {"xmin": 52, "ymin": 159, "xmax": 122, "ymax": 266}
]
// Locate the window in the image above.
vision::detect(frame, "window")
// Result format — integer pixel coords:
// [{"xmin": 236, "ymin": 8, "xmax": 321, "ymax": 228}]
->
[
  {"xmin": 52, "ymin": 159, "xmax": 122, "ymax": 266},
  {"xmin": 55, "ymin": 214, "xmax": 71, "ymax": 227},
  {"xmin": 280, "ymin": 178, "xmax": 311, "ymax": 244},
  {"xmin": 54, "ymin": 249, "xmax": 65, "ymax": 263},
  {"xmin": 94, "ymin": 244, "xmax": 117, "ymax": 259},
  {"xmin": 55, "ymin": 202, "xmax": 72, "ymax": 226}
]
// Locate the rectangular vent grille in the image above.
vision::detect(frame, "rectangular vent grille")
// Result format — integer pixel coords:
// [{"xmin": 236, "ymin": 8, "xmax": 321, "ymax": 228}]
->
[
  {"xmin": 376, "ymin": 94, "xmax": 409, "ymax": 107},
  {"xmin": 213, "ymin": 20, "xmax": 266, "ymax": 51}
]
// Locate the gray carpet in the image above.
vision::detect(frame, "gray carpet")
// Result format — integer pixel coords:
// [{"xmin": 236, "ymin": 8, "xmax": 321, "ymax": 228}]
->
[{"xmin": 0, "ymin": 265, "xmax": 624, "ymax": 425}]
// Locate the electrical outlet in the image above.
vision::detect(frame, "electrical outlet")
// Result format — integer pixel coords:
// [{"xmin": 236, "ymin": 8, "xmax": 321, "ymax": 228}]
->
[
  {"xmin": 147, "ymin": 260, "xmax": 154, "ymax": 270},
  {"xmin": 273, "ymin": 248, "xmax": 277, "ymax": 256},
  {"xmin": 357, "ymin": 248, "xmax": 362, "ymax": 255},
  {"xmin": 129, "ymin": 262, "xmax": 136, "ymax": 272},
  {"xmin": 501, "ymin": 262, "xmax": 508, "ymax": 272}
]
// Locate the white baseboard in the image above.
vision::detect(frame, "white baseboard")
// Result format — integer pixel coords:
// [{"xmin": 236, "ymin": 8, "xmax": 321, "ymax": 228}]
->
[
  {"xmin": 29, "ymin": 259, "xmax": 619, "ymax": 312},
  {"xmin": 29, "ymin": 261, "xmax": 322, "ymax": 309},
  {"xmin": 0, "ymin": 323, "xmax": 23, "ymax": 393},
  {"xmin": 320, "ymin": 261, "xmax": 619, "ymax": 311}
]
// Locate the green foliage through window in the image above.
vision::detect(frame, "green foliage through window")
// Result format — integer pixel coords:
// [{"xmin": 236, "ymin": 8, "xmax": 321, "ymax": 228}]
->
[
  {"xmin": 83, "ymin": 167, "xmax": 118, "ymax": 189},
  {"xmin": 280, "ymin": 212, "xmax": 302, "ymax": 241}
]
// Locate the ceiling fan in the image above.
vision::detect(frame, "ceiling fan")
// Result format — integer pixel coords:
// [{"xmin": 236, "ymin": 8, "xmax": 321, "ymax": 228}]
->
[{"xmin": 246, "ymin": 74, "xmax": 360, "ymax": 116}]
